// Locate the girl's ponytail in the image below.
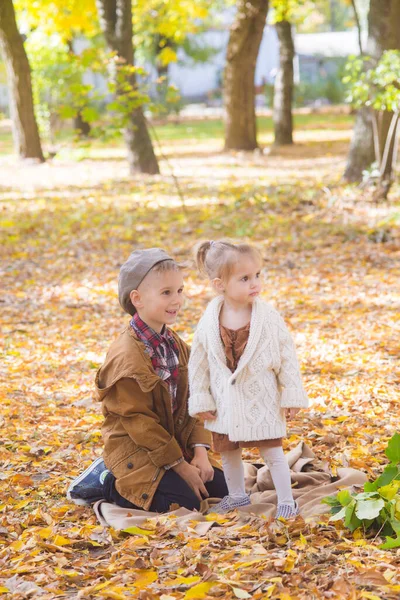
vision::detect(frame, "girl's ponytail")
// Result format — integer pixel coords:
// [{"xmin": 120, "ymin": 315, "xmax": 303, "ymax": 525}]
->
[{"xmin": 193, "ymin": 240, "xmax": 213, "ymax": 277}]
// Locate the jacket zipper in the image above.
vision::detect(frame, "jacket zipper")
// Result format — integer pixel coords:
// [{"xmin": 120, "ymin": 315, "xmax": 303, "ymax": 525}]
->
[{"xmin": 152, "ymin": 467, "xmax": 161, "ymax": 482}]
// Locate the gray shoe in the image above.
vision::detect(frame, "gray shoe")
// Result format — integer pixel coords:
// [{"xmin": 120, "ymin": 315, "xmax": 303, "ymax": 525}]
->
[
  {"xmin": 208, "ymin": 494, "xmax": 251, "ymax": 514},
  {"xmin": 276, "ymin": 501, "xmax": 300, "ymax": 519}
]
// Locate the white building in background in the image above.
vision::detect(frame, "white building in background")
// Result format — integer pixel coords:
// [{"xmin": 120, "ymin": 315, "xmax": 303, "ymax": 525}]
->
[
  {"xmin": 0, "ymin": 19, "xmax": 364, "ymax": 114},
  {"xmin": 168, "ymin": 26, "xmax": 364, "ymax": 103},
  {"xmin": 168, "ymin": 25, "xmax": 280, "ymax": 102}
]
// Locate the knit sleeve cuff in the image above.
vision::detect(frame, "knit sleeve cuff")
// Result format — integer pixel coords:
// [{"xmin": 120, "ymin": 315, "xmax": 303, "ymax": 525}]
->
[
  {"xmin": 188, "ymin": 393, "xmax": 217, "ymax": 417},
  {"xmin": 280, "ymin": 387, "xmax": 309, "ymax": 409}
]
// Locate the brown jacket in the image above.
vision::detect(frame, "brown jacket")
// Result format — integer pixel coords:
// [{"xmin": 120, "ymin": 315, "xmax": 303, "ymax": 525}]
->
[{"xmin": 95, "ymin": 327, "xmax": 213, "ymax": 510}]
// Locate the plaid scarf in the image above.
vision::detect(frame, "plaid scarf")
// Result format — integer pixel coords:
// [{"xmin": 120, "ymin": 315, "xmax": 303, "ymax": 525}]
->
[{"xmin": 130, "ymin": 313, "xmax": 180, "ymax": 413}]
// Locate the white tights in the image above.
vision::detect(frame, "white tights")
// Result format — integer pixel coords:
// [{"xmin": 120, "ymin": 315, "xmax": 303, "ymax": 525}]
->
[{"xmin": 220, "ymin": 446, "xmax": 294, "ymax": 507}]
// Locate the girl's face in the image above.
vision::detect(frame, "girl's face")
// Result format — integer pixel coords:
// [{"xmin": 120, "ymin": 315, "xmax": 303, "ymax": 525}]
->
[{"xmin": 220, "ymin": 255, "xmax": 262, "ymax": 306}]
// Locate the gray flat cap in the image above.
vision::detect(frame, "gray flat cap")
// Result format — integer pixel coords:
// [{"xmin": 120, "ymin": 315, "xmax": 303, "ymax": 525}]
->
[{"xmin": 118, "ymin": 248, "xmax": 173, "ymax": 315}]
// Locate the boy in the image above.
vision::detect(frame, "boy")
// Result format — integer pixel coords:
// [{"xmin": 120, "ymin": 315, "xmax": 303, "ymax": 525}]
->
[{"xmin": 67, "ymin": 248, "xmax": 228, "ymax": 512}]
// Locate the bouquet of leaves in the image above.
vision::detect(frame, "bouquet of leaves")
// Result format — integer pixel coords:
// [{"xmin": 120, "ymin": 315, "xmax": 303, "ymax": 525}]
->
[{"xmin": 322, "ymin": 433, "xmax": 400, "ymax": 549}]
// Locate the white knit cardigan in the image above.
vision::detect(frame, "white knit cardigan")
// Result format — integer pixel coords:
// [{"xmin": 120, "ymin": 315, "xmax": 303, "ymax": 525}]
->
[{"xmin": 188, "ymin": 296, "xmax": 309, "ymax": 442}]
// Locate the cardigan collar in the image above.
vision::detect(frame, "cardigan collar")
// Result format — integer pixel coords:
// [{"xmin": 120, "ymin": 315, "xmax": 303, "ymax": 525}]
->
[{"xmin": 206, "ymin": 295, "xmax": 263, "ymax": 375}]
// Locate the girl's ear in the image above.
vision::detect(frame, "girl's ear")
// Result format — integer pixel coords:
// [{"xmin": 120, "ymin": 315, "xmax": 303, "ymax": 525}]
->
[
  {"xmin": 130, "ymin": 289, "xmax": 142, "ymax": 310},
  {"xmin": 212, "ymin": 277, "xmax": 224, "ymax": 292}
]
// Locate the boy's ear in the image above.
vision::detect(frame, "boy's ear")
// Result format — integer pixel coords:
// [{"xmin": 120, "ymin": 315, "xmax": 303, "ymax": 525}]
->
[
  {"xmin": 212, "ymin": 277, "xmax": 224, "ymax": 292},
  {"xmin": 129, "ymin": 289, "xmax": 142, "ymax": 310}
]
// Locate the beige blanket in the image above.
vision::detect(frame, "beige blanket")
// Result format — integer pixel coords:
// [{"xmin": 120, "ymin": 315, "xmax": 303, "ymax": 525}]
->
[{"xmin": 93, "ymin": 442, "xmax": 366, "ymax": 532}]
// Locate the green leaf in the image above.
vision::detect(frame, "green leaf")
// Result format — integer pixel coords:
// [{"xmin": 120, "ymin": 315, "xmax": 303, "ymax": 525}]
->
[
  {"xmin": 353, "ymin": 491, "xmax": 380, "ymax": 501},
  {"xmin": 329, "ymin": 506, "xmax": 347, "ymax": 522},
  {"xmin": 390, "ymin": 518, "xmax": 400, "ymax": 536},
  {"xmin": 321, "ymin": 495, "xmax": 341, "ymax": 507},
  {"xmin": 81, "ymin": 106, "xmax": 100, "ymax": 124},
  {"xmin": 344, "ymin": 503, "xmax": 362, "ymax": 532},
  {"xmin": 379, "ymin": 535, "xmax": 400, "ymax": 550},
  {"xmin": 337, "ymin": 490, "xmax": 352, "ymax": 506},
  {"xmin": 59, "ymin": 105, "xmax": 77, "ymax": 119},
  {"xmin": 364, "ymin": 481, "xmax": 378, "ymax": 492},
  {"xmin": 379, "ymin": 481, "xmax": 400, "ymax": 500},
  {"xmin": 385, "ymin": 433, "xmax": 400, "ymax": 464},
  {"xmin": 374, "ymin": 465, "xmax": 400, "ymax": 489},
  {"xmin": 355, "ymin": 498, "xmax": 385, "ymax": 520}
]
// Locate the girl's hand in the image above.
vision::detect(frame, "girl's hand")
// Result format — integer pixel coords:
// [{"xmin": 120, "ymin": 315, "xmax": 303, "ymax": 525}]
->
[
  {"xmin": 191, "ymin": 450, "xmax": 214, "ymax": 483},
  {"xmin": 197, "ymin": 411, "xmax": 217, "ymax": 421},
  {"xmin": 285, "ymin": 408, "xmax": 300, "ymax": 419}
]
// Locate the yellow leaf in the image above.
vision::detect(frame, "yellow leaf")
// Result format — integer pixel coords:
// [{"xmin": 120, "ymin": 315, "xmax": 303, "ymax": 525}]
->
[
  {"xmin": 0, "ymin": 588, "xmax": 9, "ymax": 594},
  {"xmin": 176, "ymin": 577, "xmax": 201, "ymax": 585},
  {"xmin": 185, "ymin": 582, "xmax": 216, "ymax": 599},
  {"xmin": 233, "ymin": 558, "xmax": 267, "ymax": 570},
  {"xmin": 14, "ymin": 499, "xmax": 30, "ymax": 510},
  {"xmin": 101, "ymin": 590, "xmax": 127, "ymax": 600},
  {"xmin": 205, "ymin": 513, "xmax": 231, "ymax": 523},
  {"xmin": 133, "ymin": 570, "xmax": 158, "ymax": 589},
  {"xmin": 163, "ymin": 576, "xmax": 201, "ymax": 586},
  {"xmin": 54, "ymin": 568, "xmax": 80, "ymax": 577},
  {"xmin": 186, "ymin": 538, "xmax": 208, "ymax": 550},
  {"xmin": 37, "ymin": 526, "xmax": 53, "ymax": 539},
  {"xmin": 122, "ymin": 526, "xmax": 154, "ymax": 536},
  {"xmin": 10, "ymin": 540, "xmax": 24, "ymax": 551},
  {"xmin": 158, "ymin": 47, "xmax": 178, "ymax": 66},
  {"xmin": 360, "ymin": 594, "xmax": 382, "ymax": 600},
  {"xmin": 284, "ymin": 556, "xmax": 296, "ymax": 573},
  {"xmin": 53, "ymin": 535, "xmax": 73, "ymax": 546},
  {"xmin": 265, "ymin": 584, "xmax": 276, "ymax": 598}
]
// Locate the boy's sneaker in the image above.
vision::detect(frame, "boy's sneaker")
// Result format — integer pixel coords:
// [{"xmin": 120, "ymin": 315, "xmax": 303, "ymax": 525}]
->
[
  {"xmin": 207, "ymin": 494, "xmax": 251, "ymax": 514},
  {"xmin": 276, "ymin": 501, "xmax": 300, "ymax": 519},
  {"xmin": 67, "ymin": 457, "xmax": 109, "ymax": 506}
]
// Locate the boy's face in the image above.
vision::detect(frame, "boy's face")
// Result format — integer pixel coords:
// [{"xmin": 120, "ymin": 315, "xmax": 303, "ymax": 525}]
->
[{"xmin": 130, "ymin": 268, "xmax": 184, "ymax": 332}]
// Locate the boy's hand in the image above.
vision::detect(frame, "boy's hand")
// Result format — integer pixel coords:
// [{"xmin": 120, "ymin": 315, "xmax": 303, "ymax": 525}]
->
[
  {"xmin": 197, "ymin": 411, "xmax": 217, "ymax": 421},
  {"xmin": 285, "ymin": 408, "xmax": 301, "ymax": 419},
  {"xmin": 191, "ymin": 447, "xmax": 214, "ymax": 483},
  {"xmin": 172, "ymin": 461, "xmax": 209, "ymax": 501}
]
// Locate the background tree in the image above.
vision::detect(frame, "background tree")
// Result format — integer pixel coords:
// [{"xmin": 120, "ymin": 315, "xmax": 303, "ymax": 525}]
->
[
  {"xmin": 273, "ymin": 19, "xmax": 294, "ymax": 145},
  {"xmin": 224, "ymin": 0, "xmax": 269, "ymax": 151},
  {"xmin": 0, "ymin": 0, "xmax": 44, "ymax": 161},
  {"xmin": 344, "ymin": 50, "xmax": 400, "ymax": 198},
  {"xmin": 15, "ymin": 0, "xmax": 100, "ymax": 138},
  {"xmin": 344, "ymin": 0, "xmax": 400, "ymax": 183},
  {"xmin": 271, "ymin": 1, "xmax": 297, "ymax": 146},
  {"xmin": 96, "ymin": 0, "xmax": 159, "ymax": 175}
]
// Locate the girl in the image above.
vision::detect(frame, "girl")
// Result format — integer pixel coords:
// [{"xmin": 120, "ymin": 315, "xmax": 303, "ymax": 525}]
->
[{"xmin": 188, "ymin": 240, "xmax": 309, "ymax": 517}]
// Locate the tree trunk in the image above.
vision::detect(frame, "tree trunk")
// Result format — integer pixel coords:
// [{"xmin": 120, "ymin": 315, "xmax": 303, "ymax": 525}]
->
[
  {"xmin": 344, "ymin": 0, "xmax": 400, "ymax": 182},
  {"xmin": 350, "ymin": 0, "xmax": 363, "ymax": 54},
  {"xmin": 273, "ymin": 20, "xmax": 294, "ymax": 146},
  {"xmin": 67, "ymin": 41, "xmax": 92, "ymax": 138},
  {"xmin": 74, "ymin": 112, "xmax": 91, "ymax": 137},
  {"xmin": 0, "ymin": 0, "xmax": 44, "ymax": 161},
  {"xmin": 224, "ymin": 0, "xmax": 269, "ymax": 151},
  {"xmin": 96, "ymin": 0, "xmax": 159, "ymax": 174}
]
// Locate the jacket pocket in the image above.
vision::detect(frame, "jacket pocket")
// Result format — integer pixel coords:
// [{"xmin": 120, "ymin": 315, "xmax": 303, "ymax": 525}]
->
[{"xmin": 111, "ymin": 447, "xmax": 161, "ymax": 495}]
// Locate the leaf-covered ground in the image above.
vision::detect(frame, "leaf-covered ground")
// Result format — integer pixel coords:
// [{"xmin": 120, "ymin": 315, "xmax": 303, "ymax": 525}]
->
[{"xmin": 1, "ymin": 115, "xmax": 400, "ymax": 599}]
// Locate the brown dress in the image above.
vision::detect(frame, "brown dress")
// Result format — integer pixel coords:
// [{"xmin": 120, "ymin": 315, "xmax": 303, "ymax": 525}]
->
[{"xmin": 212, "ymin": 322, "xmax": 282, "ymax": 453}]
